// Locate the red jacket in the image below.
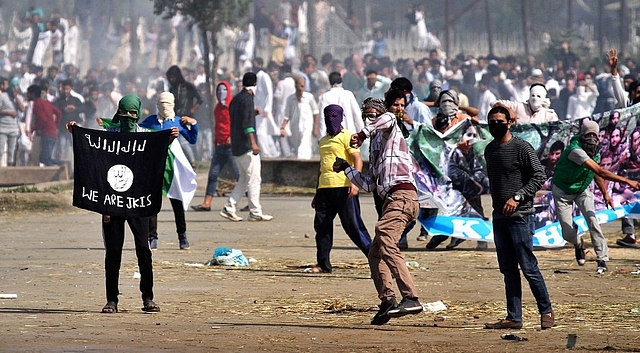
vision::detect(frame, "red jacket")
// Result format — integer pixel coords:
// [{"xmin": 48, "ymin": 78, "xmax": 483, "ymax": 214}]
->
[
  {"xmin": 214, "ymin": 81, "xmax": 232, "ymax": 146},
  {"xmin": 32, "ymin": 97, "xmax": 63, "ymax": 138}
]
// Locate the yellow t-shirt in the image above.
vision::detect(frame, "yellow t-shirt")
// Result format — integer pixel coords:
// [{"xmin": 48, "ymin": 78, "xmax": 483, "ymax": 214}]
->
[{"xmin": 318, "ymin": 129, "xmax": 359, "ymax": 189}]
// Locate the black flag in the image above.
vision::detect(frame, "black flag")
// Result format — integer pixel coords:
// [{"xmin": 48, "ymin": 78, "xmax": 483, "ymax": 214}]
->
[{"xmin": 72, "ymin": 126, "xmax": 171, "ymax": 218}]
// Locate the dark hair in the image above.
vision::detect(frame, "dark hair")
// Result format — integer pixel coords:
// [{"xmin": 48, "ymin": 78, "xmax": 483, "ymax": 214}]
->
[
  {"xmin": 390, "ymin": 77, "xmax": 412, "ymax": 92},
  {"xmin": 61, "ymin": 79, "xmax": 73, "ymax": 87},
  {"xmin": 529, "ymin": 82, "xmax": 547, "ymax": 92},
  {"xmin": 253, "ymin": 57, "xmax": 264, "ymax": 67},
  {"xmin": 329, "ymin": 72, "xmax": 342, "ymax": 85},
  {"xmin": 487, "ymin": 105, "xmax": 512, "ymax": 122},
  {"xmin": 320, "ymin": 52, "xmax": 333, "ymax": 66},
  {"xmin": 549, "ymin": 140, "xmax": 565, "ymax": 152},
  {"xmin": 365, "ymin": 69, "xmax": 377, "ymax": 76},
  {"xmin": 385, "ymin": 88, "xmax": 406, "ymax": 109},
  {"xmin": 242, "ymin": 72, "xmax": 257, "ymax": 87},
  {"xmin": 27, "ymin": 84, "xmax": 42, "ymax": 98}
]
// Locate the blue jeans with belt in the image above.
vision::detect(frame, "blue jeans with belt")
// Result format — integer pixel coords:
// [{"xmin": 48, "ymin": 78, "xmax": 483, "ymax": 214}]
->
[{"xmin": 493, "ymin": 215, "xmax": 552, "ymax": 322}]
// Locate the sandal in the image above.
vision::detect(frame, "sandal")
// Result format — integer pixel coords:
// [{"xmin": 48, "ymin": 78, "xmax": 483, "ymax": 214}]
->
[
  {"xmin": 304, "ymin": 266, "xmax": 330, "ymax": 273},
  {"xmin": 142, "ymin": 299, "xmax": 160, "ymax": 312},
  {"xmin": 101, "ymin": 301, "xmax": 118, "ymax": 313},
  {"xmin": 191, "ymin": 205, "xmax": 211, "ymax": 212}
]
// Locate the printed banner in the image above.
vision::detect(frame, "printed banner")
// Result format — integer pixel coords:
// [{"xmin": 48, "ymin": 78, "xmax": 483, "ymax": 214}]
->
[
  {"xmin": 72, "ymin": 126, "xmax": 171, "ymax": 218},
  {"xmin": 410, "ymin": 105, "xmax": 640, "ymax": 247}
]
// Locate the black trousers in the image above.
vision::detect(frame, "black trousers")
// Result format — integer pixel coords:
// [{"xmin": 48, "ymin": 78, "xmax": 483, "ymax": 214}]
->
[
  {"xmin": 149, "ymin": 198, "xmax": 187, "ymax": 240},
  {"xmin": 313, "ymin": 187, "xmax": 372, "ymax": 272},
  {"xmin": 102, "ymin": 216, "xmax": 153, "ymax": 304}
]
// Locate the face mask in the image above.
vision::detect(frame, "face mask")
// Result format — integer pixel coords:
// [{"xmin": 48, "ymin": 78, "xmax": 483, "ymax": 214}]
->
[
  {"xmin": 245, "ymin": 85, "xmax": 257, "ymax": 93},
  {"xmin": 581, "ymin": 135, "xmax": 600, "ymax": 157},
  {"xmin": 217, "ymin": 85, "xmax": 228, "ymax": 106},
  {"xmin": 529, "ymin": 85, "xmax": 547, "ymax": 111},
  {"xmin": 434, "ymin": 113, "xmax": 450, "ymax": 130},
  {"xmin": 362, "ymin": 112, "xmax": 377, "ymax": 126},
  {"xmin": 118, "ymin": 116, "xmax": 137, "ymax": 133},
  {"xmin": 489, "ymin": 121, "xmax": 508, "ymax": 139},
  {"xmin": 324, "ymin": 105, "xmax": 344, "ymax": 136},
  {"xmin": 440, "ymin": 101, "xmax": 458, "ymax": 117},
  {"xmin": 157, "ymin": 102, "xmax": 175, "ymax": 119}
]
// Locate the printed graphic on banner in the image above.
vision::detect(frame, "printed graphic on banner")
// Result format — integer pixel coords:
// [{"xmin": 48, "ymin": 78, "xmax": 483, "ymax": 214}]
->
[
  {"xmin": 72, "ymin": 126, "xmax": 171, "ymax": 218},
  {"xmin": 410, "ymin": 105, "xmax": 640, "ymax": 247}
]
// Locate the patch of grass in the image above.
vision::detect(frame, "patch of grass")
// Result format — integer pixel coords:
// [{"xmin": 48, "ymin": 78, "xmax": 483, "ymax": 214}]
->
[
  {"xmin": 2, "ymin": 185, "xmax": 39, "ymax": 193},
  {"xmin": 43, "ymin": 182, "xmax": 74, "ymax": 194}
]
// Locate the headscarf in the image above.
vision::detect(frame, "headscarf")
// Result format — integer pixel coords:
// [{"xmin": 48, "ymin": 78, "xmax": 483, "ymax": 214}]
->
[
  {"xmin": 113, "ymin": 94, "xmax": 142, "ymax": 133},
  {"xmin": 580, "ymin": 120, "xmax": 600, "ymax": 157},
  {"xmin": 324, "ymin": 104, "xmax": 344, "ymax": 136},
  {"xmin": 157, "ymin": 91, "xmax": 176, "ymax": 120},
  {"xmin": 361, "ymin": 97, "xmax": 386, "ymax": 115}
]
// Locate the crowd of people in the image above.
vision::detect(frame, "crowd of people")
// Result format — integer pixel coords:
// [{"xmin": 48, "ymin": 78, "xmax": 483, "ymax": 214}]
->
[{"xmin": 3, "ymin": 3, "xmax": 640, "ymax": 332}]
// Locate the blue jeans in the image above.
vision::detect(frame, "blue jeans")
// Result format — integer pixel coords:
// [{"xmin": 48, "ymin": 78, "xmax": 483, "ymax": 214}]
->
[
  {"xmin": 205, "ymin": 144, "xmax": 239, "ymax": 197},
  {"xmin": 40, "ymin": 136, "xmax": 57, "ymax": 166},
  {"xmin": 493, "ymin": 215, "xmax": 552, "ymax": 322}
]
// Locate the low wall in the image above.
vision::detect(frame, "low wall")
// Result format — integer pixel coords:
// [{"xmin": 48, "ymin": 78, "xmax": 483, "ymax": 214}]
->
[{"xmin": 0, "ymin": 165, "xmax": 69, "ymax": 187}]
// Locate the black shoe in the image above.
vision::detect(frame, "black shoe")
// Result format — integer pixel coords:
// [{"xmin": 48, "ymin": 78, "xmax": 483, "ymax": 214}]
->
[
  {"xmin": 575, "ymin": 246, "xmax": 586, "ymax": 266},
  {"xmin": 596, "ymin": 260, "xmax": 607, "ymax": 274},
  {"xmin": 179, "ymin": 233, "xmax": 190, "ymax": 250},
  {"xmin": 388, "ymin": 297, "xmax": 423, "ymax": 318},
  {"xmin": 371, "ymin": 298, "xmax": 397, "ymax": 325},
  {"xmin": 445, "ymin": 237, "xmax": 466, "ymax": 249},
  {"xmin": 426, "ymin": 235, "xmax": 448, "ymax": 249}
]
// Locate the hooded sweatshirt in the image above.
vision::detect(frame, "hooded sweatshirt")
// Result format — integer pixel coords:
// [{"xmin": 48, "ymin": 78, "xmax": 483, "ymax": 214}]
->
[
  {"xmin": 166, "ymin": 65, "xmax": 203, "ymax": 117},
  {"xmin": 214, "ymin": 81, "xmax": 233, "ymax": 146}
]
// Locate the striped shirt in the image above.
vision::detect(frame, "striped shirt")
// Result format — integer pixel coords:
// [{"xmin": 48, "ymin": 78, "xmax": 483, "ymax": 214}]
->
[
  {"xmin": 345, "ymin": 112, "xmax": 418, "ymax": 198},
  {"xmin": 484, "ymin": 135, "xmax": 545, "ymax": 219}
]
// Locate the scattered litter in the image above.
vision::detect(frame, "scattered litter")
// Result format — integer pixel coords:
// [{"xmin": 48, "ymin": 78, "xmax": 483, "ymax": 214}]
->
[
  {"xmin": 248, "ymin": 258, "xmax": 257, "ymax": 263},
  {"xmin": 434, "ymin": 316, "xmax": 446, "ymax": 322},
  {"xmin": 631, "ymin": 270, "xmax": 640, "ymax": 275},
  {"xmin": 422, "ymin": 301, "xmax": 447, "ymax": 312},
  {"xmin": 629, "ymin": 308, "xmax": 640, "ymax": 313},
  {"xmin": 205, "ymin": 247, "xmax": 249, "ymax": 266},
  {"xmin": 501, "ymin": 334, "xmax": 527, "ymax": 341},
  {"xmin": 184, "ymin": 263, "xmax": 204, "ymax": 267},
  {"xmin": 567, "ymin": 333, "xmax": 578, "ymax": 348},
  {"xmin": 554, "ymin": 270, "xmax": 569, "ymax": 274},
  {"xmin": 0, "ymin": 294, "xmax": 17, "ymax": 299},
  {"xmin": 406, "ymin": 261, "xmax": 420, "ymax": 269},
  {"xmin": 133, "ymin": 272, "xmax": 141, "ymax": 279}
]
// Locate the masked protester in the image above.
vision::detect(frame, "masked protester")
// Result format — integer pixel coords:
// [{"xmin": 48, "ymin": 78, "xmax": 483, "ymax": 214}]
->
[
  {"xmin": 138, "ymin": 92, "xmax": 198, "ymax": 251},
  {"xmin": 65, "ymin": 94, "xmax": 180, "ymax": 314},
  {"xmin": 305, "ymin": 104, "xmax": 371, "ymax": 274},
  {"xmin": 192, "ymin": 81, "xmax": 240, "ymax": 212},
  {"xmin": 490, "ymin": 83, "xmax": 559, "ymax": 123},
  {"xmin": 335, "ymin": 89, "xmax": 424, "ymax": 325},
  {"xmin": 483, "ymin": 105, "xmax": 554, "ymax": 331},
  {"xmin": 551, "ymin": 119, "xmax": 640, "ymax": 274}
]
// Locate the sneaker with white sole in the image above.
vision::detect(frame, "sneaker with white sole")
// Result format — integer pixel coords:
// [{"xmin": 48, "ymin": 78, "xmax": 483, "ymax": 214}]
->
[
  {"xmin": 248, "ymin": 213, "xmax": 273, "ymax": 221},
  {"xmin": 596, "ymin": 260, "xmax": 607, "ymax": 274},
  {"xmin": 220, "ymin": 208, "xmax": 243, "ymax": 222},
  {"xmin": 387, "ymin": 297, "xmax": 423, "ymax": 317}
]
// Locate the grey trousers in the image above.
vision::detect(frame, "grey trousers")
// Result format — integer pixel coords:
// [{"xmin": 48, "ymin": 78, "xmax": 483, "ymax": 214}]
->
[{"xmin": 552, "ymin": 184, "xmax": 608, "ymax": 261}]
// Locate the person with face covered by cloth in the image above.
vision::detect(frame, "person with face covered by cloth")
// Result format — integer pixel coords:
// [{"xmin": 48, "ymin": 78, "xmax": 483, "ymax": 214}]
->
[
  {"xmin": 138, "ymin": 92, "xmax": 198, "ymax": 251},
  {"xmin": 490, "ymin": 83, "xmax": 559, "ymax": 124},
  {"xmin": 552, "ymin": 120, "xmax": 640, "ymax": 274},
  {"xmin": 305, "ymin": 104, "xmax": 371, "ymax": 273},
  {"xmin": 192, "ymin": 81, "xmax": 239, "ymax": 212},
  {"xmin": 425, "ymin": 90, "xmax": 487, "ymax": 250},
  {"xmin": 335, "ymin": 89, "xmax": 423, "ymax": 325},
  {"xmin": 66, "ymin": 94, "xmax": 179, "ymax": 314}
]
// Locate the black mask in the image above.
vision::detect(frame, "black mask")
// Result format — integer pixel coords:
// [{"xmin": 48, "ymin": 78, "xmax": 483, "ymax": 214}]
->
[
  {"xmin": 489, "ymin": 121, "xmax": 509, "ymax": 139},
  {"xmin": 581, "ymin": 135, "xmax": 600, "ymax": 157},
  {"xmin": 434, "ymin": 113, "xmax": 450, "ymax": 131}
]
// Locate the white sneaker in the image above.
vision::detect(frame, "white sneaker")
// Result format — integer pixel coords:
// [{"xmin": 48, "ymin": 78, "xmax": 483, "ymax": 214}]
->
[
  {"xmin": 220, "ymin": 208, "xmax": 243, "ymax": 222},
  {"xmin": 248, "ymin": 213, "xmax": 273, "ymax": 221}
]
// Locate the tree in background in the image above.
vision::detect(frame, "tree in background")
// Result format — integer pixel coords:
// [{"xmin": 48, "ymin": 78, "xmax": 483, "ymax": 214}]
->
[{"xmin": 153, "ymin": 0, "xmax": 252, "ymax": 123}]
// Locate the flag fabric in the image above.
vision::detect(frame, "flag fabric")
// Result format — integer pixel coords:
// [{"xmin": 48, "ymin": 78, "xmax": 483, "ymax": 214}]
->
[
  {"xmin": 72, "ymin": 126, "xmax": 170, "ymax": 218},
  {"xmin": 163, "ymin": 139, "xmax": 197, "ymax": 210},
  {"xmin": 409, "ymin": 105, "xmax": 640, "ymax": 248}
]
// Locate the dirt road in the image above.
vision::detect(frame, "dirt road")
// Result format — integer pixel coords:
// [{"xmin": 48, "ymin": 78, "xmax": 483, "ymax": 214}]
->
[{"xmin": 1, "ymin": 176, "xmax": 640, "ymax": 352}]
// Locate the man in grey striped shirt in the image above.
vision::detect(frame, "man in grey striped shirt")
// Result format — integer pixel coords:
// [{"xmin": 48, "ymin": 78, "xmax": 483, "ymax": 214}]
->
[{"xmin": 483, "ymin": 105, "xmax": 554, "ymax": 330}]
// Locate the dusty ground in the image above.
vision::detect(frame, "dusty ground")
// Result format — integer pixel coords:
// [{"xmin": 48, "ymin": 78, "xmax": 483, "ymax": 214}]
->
[{"xmin": 1, "ymin": 172, "xmax": 640, "ymax": 352}]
